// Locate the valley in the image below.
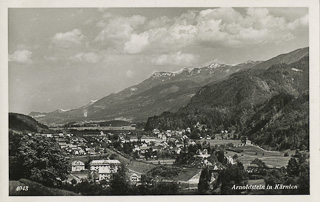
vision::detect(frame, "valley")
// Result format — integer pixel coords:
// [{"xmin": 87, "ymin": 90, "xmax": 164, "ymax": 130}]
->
[{"xmin": 9, "ymin": 47, "xmax": 310, "ymax": 195}]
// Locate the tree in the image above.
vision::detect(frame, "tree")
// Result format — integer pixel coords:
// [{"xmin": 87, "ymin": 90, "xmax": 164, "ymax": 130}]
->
[
  {"xmin": 232, "ymin": 154, "xmax": 238, "ymax": 160},
  {"xmin": 71, "ymin": 179, "xmax": 77, "ymax": 185},
  {"xmin": 152, "ymin": 182, "xmax": 178, "ymax": 195},
  {"xmin": 264, "ymin": 168, "xmax": 286, "ymax": 194},
  {"xmin": 85, "ymin": 157, "xmax": 92, "ymax": 169},
  {"xmin": 109, "ymin": 153, "xmax": 117, "ymax": 160},
  {"xmin": 251, "ymin": 158, "xmax": 268, "ymax": 168},
  {"xmin": 9, "ymin": 133, "xmax": 71, "ymax": 187},
  {"xmin": 287, "ymin": 157, "xmax": 300, "ymax": 176},
  {"xmin": 218, "ymin": 162, "xmax": 248, "ymax": 194},
  {"xmin": 217, "ymin": 150, "xmax": 225, "ymax": 164},
  {"xmin": 198, "ymin": 167, "xmax": 212, "ymax": 194},
  {"xmin": 109, "ymin": 163, "xmax": 130, "ymax": 195}
]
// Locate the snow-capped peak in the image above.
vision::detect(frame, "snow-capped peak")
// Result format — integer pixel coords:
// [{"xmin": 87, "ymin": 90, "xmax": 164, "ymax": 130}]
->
[
  {"xmin": 208, "ymin": 62, "xmax": 223, "ymax": 69},
  {"xmin": 152, "ymin": 72, "xmax": 175, "ymax": 79}
]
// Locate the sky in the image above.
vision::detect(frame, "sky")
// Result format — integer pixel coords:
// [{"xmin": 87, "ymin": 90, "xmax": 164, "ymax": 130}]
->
[{"xmin": 8, "ymin": 7, "xmax": 309, "ymax": 114}]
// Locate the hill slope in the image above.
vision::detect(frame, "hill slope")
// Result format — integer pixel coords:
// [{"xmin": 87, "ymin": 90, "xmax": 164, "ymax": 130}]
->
[
  {"xmin": 9, "ymin": 179, "xmax": 79, "ymax": 196},
  {"xmin": 30, "ymin": 47, "xmax": 308, "ymax": 125},
  {"xmin": 30, "ymin": 61, "xmax": 259, "ymax": 124},
  {"xmin": 9, "ymin": 113, "xmax": 50, "ymax": 133},
  {"xmin": 145, "ymin": 53, "xmax": 309, "ymax": 150}
]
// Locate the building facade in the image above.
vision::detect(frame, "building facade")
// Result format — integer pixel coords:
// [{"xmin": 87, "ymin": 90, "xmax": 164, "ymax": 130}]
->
[
  {"xmin": 89, "ymin": 159, "xmax": 121, "ymax": 181},
  {"xmin": 71, "ymin": 160, "xmax": 85, "ymax": 172}
]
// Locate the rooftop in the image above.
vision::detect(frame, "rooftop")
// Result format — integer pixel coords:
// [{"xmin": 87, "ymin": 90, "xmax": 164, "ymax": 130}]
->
[{"xmin": 90, "ymin": 159, "xmax": 121, "ymax": 166}]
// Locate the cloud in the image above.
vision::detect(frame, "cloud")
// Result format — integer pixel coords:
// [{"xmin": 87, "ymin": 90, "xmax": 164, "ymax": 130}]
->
[
  {"xmin": 132, "ymin": 8, "xmax": 308, "ymax": 52},
  {"xmin": 70, "ymin": 52, "xmax": 101, "ymax": 63},
  {"xmin": 287, "ymin": 14, "xmax": 309, "ymax": 30},
  {"xmin": 151, "ymin": 52, "xmax": 199, "ymax": 66},
  {"xmin": 124, "ymin": 32, "xmax": 149, "ymax": 54},
  {"xmin": 92, "ymin": 8, "xmax": 308, "ymax": 55},
  {"xmin": 52, "ymin": 29, "xmax": 85, "ymax": 48},
  {"xmin": 9, "ymin": 50, "xmax": 32, "ymax": 64},
  {"xmin": 95, "ymin": 15, "xmax": 146, "ymax": 44}
]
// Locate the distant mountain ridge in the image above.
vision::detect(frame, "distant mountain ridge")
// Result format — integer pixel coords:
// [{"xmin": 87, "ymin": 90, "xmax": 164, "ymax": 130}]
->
[
  {"xmin": 30, "ymin": 47, "xmax": 308, "ymax": 126},
  {"xmin": 29, "ymin": 60, "xmax": 260, "ymax": 124}
]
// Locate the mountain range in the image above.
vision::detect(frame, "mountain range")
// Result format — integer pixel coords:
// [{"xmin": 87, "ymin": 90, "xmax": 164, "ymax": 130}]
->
[
  {"xmin": 145, "ymin": 47, "xmax": 309, "ymax": 150},
  {"xmin": 27, "ymin": 47, "xmax": 309, "ymax": 150},
  {"xmin": 29, "ymin": 47, "xmax": 308, "ymax": 136},
  {"xmin": 30, "ymin": 59, "xmax": 261, "ymax": 124}
]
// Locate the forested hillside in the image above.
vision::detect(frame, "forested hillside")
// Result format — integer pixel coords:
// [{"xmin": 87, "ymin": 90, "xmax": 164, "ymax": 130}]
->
[{"xmin": 145, "ymin": 55, "xmax": 309, "ymax": 150}]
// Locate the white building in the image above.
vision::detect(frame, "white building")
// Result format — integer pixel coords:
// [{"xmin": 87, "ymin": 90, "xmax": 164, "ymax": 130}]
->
[
  {"xmin": 71, "ymin": 160, "xmax": 85, "ymax": 172},
  {"xmin": 153, "ymin": 129, "xmax": 160, "ymax": 135},
  {"xmin": 226, "ymin": 156, "xmax": 236, "ymax": 165},
  {"xmin": 89, "ymin": 159, "xmax": 121, "ymax": 181}
]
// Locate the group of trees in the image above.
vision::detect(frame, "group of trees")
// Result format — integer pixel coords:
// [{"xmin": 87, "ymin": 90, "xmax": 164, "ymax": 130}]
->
[
  {"xmin": 9, "ymin": 132, "xmax": 71, "ymax": 187},
  {"xmin": 197, "ymin": 149, "xmax": 309, "ymax": 195},
  {"xmin": 264, "ymin": 150, "xmax": 309, "ymax": 194},
  {"xmin": 198, "ymin": 161, "xmax": 248, "ymax": 195}
]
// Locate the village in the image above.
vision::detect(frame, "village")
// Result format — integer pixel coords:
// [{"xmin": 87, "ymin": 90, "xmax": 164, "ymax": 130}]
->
[{"xmin": 27, "ymin": 120, "xmax": 294, "ymax": 194}]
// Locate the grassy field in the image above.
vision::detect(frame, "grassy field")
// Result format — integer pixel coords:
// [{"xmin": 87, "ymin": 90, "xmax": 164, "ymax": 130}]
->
[
  {"xmin": 146, "ymin": 159, "xmax": 175, "ymax": 165},
  {"xmin": 225, "ymin": 145, "xmax": 293, "ymax": 168},
  {"xmin": 198, "ymin": 139, "xmax": 242, "ymax": 146},
  {"xmin": 247, "ymin": 179, "xmax": 265, "ymax": 186},
  {"xmin": 173, "ymin": 168, "xmax": 200, "ymax": 182},
  {"xmin": 9, "ymin": 179, "xmax": 79, "ymax": 196}
]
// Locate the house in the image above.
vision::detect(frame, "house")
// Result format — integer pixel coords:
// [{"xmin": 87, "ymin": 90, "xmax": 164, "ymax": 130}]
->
[
  {"xmin": 174, "ymin": 147, "xmax": 182, "ymax": 154},
  {"xmin": 153, "ymin": 129, "xmax": 160, "ymax": 135},
  {"xmin": 58, "ymin": 142, "xmax": 67, "ymax": 148},
  {"xmin": 195, "ymin": 149, "xmax": 210, "ymax": 158},
  {"xmin": 226, "ymin": 156, "xmax": 235, "ymax": 165},
  {"xmin": 130, "ymin": 173, "xmax": 141, "ymax": 184},
  {"xmin": 161, "ymin": 134, "xmax": 167, "ymax": 142},
  {"xmin": 89, "ymin": 160, "xmax": 121, "ymax": 181},
  {"xmin": 78, "ymin": 148, "xmax": 86, "ymax": 155},
  {"xmin": 130, "ymin": 136, "xmax": 139, "ymax": 142},
  {"xmin": 86, "ymin": 148, "xmax": 96, "ymax": 155},
  {"xmin": 140, "ymin": 135, "xmax": 156, "ymax": 143},
  {"xmin": 71, "ymin": 160, "xmax": 85, "ymax": 172},
  {"xmin": 42, "ymin": 134, "xmax": 53, "ymax": 138},
  {"xmin": 127, "ymin": 170, "xmax": 142, "ymax": 185}
]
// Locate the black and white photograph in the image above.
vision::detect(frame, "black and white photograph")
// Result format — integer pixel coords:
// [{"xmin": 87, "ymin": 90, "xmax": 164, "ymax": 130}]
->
[{"xmin": 1, "ymin": 0, "xmax": 320, "ymax": 200}]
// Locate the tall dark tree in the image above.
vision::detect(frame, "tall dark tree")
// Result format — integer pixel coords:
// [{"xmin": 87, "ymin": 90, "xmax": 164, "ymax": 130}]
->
[
  {"xmin": 287, "ymin": 157, "xmax": 300, "ymax": 176},
  {"xmin": 218, "ymin": 162, "xmax": 248, "ymax": 194},
  {"xmin": 9, "ymin": 132, "xmax": 70, "ymax": 187},
  {"xmin": 109, "ymin": 163, "xmax": 130, "ymax": 195},
  {"xmin": 198, "ymin": 167, "xmax": 212, "ymax": 194}
]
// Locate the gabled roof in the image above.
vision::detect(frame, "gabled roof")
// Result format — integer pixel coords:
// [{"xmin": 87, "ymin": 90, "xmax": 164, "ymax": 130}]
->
[{"xmin": 72, "ymin": 160, "xmax": 85, "ymax": 166}]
